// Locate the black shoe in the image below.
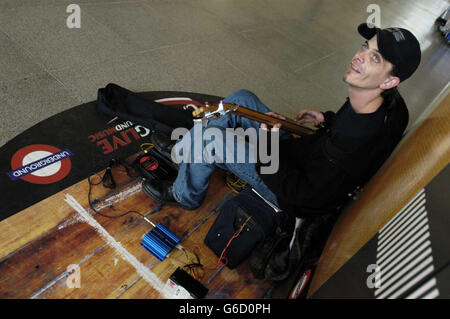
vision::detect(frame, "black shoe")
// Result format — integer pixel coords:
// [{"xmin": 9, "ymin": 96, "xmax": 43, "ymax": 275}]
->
[
  {"xmin": 150, "ymin": 132, "xmax": 176, "ymax": 161},
  {"xmin": 142, "ymin": 178, "xmax": 197, "ymax": 210}
]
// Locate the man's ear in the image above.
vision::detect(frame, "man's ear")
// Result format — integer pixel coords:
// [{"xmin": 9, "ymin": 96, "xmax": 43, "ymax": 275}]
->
[{"xmin": 380, "ymin": 76, "xmax": 400, "ymax": 90}]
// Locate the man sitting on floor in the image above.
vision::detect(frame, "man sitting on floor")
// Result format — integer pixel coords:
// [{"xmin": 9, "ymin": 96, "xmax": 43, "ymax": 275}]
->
[{"xmin": 142, "ymin": 23, "xmax": 421, "ymax": 220}]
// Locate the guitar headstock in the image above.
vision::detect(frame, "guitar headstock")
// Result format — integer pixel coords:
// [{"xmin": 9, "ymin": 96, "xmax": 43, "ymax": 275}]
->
[
  {"xmin": 191, "ymin": 105, "xmax": 216, "ymax": 118},
  {"xmin": 191, "ymin": 101, "xmax": 237, "ymax": 119}
]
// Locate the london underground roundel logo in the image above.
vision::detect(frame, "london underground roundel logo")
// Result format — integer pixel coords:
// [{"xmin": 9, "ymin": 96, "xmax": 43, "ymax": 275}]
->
[{"xmin": 8, "ymin": 144, "xmax": 73, "ymax": 184}]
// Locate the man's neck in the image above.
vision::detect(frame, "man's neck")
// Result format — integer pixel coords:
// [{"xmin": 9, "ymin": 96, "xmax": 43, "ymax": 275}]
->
[{"xmin": 348, "ymin": 86, "xmax": 384, "ymax": 114}]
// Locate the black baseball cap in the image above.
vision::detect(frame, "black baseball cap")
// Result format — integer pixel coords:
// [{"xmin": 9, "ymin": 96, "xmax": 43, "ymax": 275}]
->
[{"xmin": 357, "ymin": 23, "xmax": 421, "ymax": 82}]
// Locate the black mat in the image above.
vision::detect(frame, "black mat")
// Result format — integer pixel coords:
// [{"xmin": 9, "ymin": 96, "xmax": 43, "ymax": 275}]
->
[{"xmin": 0, "ymin": 90, "xmax": 222, "ymax": 222}]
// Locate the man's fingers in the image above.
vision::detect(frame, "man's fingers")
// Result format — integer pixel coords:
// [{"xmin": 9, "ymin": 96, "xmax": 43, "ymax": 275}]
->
[
  {"xmin": 295, "ymin": 110, "xmax": 310, "ymax": 120},
  {"xmin": 301, "ymin": 114, "xmax": 316, "ymax": 121},
  {"xmin": 261, "ymin": 122, "xmax": 281, "ymax": 131},
  {"xmin": 296, "ymin": 115, "xmax": 316, "ymax": 124},
  {"xmin": 263, "ymin": 112, "xmax": 285, "ymax": 130},
  {"xmin": 271, "ymin": 123, "xmax": 282, "ymax": 131}
]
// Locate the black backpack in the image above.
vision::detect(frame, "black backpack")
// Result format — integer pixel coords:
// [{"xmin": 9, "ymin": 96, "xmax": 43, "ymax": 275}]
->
[{"xmin": 204, "ymin": 188, "xmax": 284, "ymax": 269}]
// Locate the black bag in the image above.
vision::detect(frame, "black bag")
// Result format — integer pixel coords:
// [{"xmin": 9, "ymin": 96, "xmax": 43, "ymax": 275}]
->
[
  {"xmin": 97, "ymin": 83, "xmax": 194, "ymax": 134},
  {"xmin": 204, "ymin": 188, "xmax": 280, "ymax": 269}
]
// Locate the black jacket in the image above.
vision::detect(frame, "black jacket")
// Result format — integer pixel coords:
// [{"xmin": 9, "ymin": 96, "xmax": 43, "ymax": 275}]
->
[{"xmin": 257, "ymin": 94, "xmax": 409, "ymax": 219}]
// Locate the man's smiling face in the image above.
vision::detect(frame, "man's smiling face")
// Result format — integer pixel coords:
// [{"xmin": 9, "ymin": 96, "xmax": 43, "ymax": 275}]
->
[{"xmin": 344, "ymin": 35, "xmax": 397, "ymax": 91}]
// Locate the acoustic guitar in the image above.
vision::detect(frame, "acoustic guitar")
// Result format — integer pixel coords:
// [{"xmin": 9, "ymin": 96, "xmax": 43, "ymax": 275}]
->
[{"xmin": 191, "ymin": 100, "xmax": 316, "ymax": 136}]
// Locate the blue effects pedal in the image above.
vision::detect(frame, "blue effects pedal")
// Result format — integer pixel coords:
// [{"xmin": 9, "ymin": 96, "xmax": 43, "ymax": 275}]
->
[{"xmin": 141, "ymin": 223, "xmax": 181, "ymax": 261}]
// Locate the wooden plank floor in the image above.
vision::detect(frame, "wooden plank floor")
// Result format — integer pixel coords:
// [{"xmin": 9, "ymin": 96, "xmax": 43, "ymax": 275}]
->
[{"xmin": 0, "ymin": 162, "xmax": 271, "ymax": 299}]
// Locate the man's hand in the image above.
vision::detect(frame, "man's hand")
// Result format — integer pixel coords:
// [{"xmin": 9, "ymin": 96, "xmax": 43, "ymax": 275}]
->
[
  {"xmin": 260, "ymin": 111, "xmax": 286, "ymax": 131},
  {"xmin": 295, "ymin": 109, "xmax": 324, "ymax": 127}
]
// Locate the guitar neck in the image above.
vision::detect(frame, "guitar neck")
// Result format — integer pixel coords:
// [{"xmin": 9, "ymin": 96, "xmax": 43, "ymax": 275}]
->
[{"xmin": 232, "ymin": 105, "xmax": 315, "ymax": 136}]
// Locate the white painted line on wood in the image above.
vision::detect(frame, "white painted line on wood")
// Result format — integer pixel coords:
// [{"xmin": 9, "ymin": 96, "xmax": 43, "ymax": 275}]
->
[{"xmin": 64, "ymin": 194, "xmax": 170, "ymax": 298}]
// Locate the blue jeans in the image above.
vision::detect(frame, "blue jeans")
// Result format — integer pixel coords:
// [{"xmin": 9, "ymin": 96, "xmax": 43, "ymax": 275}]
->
[{"xmin": 171, "ymin": 89, "xmax": 281, "ymax": 209}]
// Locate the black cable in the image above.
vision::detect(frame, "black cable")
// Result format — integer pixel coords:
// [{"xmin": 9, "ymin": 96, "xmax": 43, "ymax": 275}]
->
[
  {"xmin": 101, "ymin": 167, "xmax": 116, "ymax": 189},
  {"xmin": 88, "ymin": 174, "xmax": 147, "ymax": 220},
  {"xmin": 183, "ymin": 263, "xmax": 203, "ymax": 270},
  {"xmin": 87, "ymin": 158, "xmax": 146, "ymax": 221},
  {"xmin": 183, "ymin": 248, "xmax": 204, "ymax": 272}
]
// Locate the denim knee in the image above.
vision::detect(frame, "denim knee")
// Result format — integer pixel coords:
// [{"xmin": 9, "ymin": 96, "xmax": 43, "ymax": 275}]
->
[{"xmin": 234, "ymin": 89, "xmax": 256, "ymax": 97}]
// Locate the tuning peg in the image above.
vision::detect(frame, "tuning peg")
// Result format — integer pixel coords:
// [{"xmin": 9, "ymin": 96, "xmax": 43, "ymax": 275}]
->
[{"xmin": 192, "ymin": 108, "xmax": 204, "ymax": 117}]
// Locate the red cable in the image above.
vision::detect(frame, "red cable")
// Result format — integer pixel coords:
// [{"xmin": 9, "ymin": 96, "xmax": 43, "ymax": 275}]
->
[{"xmin": 217, "ymin": 216, "xmax": 252, "ymax": 266}]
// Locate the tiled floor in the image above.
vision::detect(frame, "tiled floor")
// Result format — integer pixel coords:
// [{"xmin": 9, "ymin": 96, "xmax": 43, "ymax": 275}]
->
[{"xmin": 1, "ymin": 0, "xmax": 449, "ymax": 146}]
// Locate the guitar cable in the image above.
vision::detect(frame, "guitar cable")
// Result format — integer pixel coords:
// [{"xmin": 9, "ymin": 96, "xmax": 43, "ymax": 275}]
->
[{"xmin": 87, "ymin": 157, "xmax": 152, "ymax": 221}]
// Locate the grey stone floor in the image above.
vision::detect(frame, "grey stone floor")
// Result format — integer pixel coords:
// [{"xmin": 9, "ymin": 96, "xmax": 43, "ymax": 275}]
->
[{"xmin": 1, "ymin": 0, "xmax": 449, "ymax": 147}]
